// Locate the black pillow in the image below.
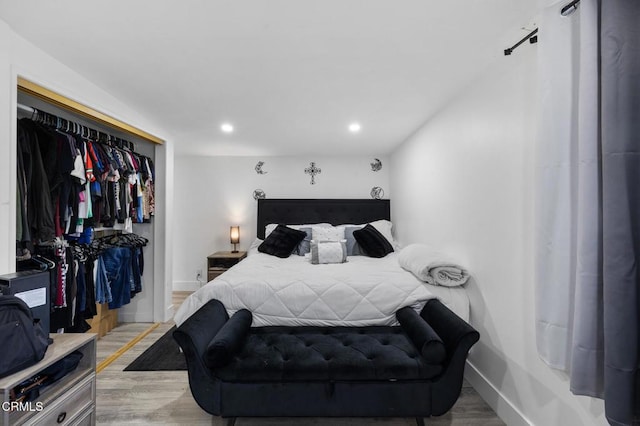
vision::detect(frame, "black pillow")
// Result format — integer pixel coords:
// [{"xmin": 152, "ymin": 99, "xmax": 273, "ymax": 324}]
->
[
  {"xmin": 258, "ymin": 224, "xmax": 307, "ymax": 258},
  {"xmin": 396, "ymin": 307, "xmax": 446, "ymax": 364},
  {"xmin": 352, "ymin": 224, "xmax": 394, "ymax": 258},
  {"xmin": 205, "ymin": 309, "xmax": 252, "ymax": 369}
]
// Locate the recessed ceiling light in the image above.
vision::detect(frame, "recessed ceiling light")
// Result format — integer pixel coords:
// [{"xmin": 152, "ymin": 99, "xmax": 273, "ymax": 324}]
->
[
  {"xmin": 221, "ymin": 123, "xmax": 234, "ymax": 133},
  {"xmin": 348, "ymin": 122, "xmax": 361, "ymax": 133}
]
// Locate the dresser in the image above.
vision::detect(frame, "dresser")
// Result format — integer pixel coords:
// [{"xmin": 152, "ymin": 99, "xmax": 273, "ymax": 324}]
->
[{"xmin": 0, "ymin": 333, "xmax": 97, "ymax": 426}]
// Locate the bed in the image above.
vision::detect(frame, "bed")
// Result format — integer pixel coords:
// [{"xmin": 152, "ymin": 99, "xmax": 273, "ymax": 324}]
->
[
  {"xmin": 174, "ymin": 198, "xmax": 470, "ymax": 327},
  {"xmin": 173, "ymin": 199, "xmax": 478, "ymax": 425}
]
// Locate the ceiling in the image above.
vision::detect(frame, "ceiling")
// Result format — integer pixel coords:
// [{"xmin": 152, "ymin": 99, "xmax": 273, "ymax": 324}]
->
[{"xmin": 0, "ymin": 0, "xmax": 537, "ymax": 156}]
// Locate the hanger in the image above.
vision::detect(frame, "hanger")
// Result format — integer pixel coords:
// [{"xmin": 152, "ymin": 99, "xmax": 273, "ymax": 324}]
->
[
  {"xmin": 69, "ymin": 243, "xmax": 89, "ymax": 262},
  {"xmin": 24, "ymin": 106, "xmax": 143, "ymax": 159},
  {"xmin": 33, "ymin": 254, "xmax": 56, "ymax": 270},
  {"xmin": 97, "ymin": 231, "xmax": 148, "ymax": 248},
  {"xmin": 25, "ymin": 257, "xmax": 48, "ymax": 272}
]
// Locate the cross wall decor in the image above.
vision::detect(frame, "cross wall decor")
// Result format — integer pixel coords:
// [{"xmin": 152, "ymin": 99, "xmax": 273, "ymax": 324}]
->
[{"xmin": 304, "ymin": 162, "xmax": 322, "ymax": 185}]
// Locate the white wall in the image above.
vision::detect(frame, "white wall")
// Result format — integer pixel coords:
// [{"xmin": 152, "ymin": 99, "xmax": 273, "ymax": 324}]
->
[
  {"xmin": 389, "ymin": 48, "xmax": 607, "ymax": 425},
  {"xmin": 172, "ymin": 155, "xmax": 389, "ymax": 290},
  {"xmin": 0, "ymin": 18, "xmax": 175, "ymax": 322}
]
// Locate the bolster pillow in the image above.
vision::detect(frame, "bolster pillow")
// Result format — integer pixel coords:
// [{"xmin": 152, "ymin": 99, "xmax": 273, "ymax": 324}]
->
[
  {"xmin": 396, "ymin": 307, "xmax": 446, "ymax": 364},
  {"xmin": 204, "ymin": 309, "xmax": 252, "ymax": 369}
]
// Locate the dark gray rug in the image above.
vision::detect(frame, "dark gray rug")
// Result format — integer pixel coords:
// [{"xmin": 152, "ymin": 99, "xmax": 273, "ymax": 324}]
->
[{"xmin": 123, "ymin": 326, "xmax": 187, "ymax": 371}]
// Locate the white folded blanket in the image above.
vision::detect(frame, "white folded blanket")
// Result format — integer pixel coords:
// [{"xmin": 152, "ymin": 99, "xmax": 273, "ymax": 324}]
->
[{"xmin": 398, "ymin": 243, "xmax": 470, "ymax": 287}]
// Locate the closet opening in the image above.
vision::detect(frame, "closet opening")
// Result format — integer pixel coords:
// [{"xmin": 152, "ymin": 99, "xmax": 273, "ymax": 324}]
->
[{"xmin": 14, "ymin": 77, "xmax": 167, "ymax": 337}]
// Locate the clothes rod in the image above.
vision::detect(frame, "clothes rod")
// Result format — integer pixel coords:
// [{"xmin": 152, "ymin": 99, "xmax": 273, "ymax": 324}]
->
[
  {"xmin": 17, "ymin": 102, "xmax": 137, "ymax": 151},
  {"xmin": 504, "ymin": 28, "xmax": 538, "ymax": 56},
  {"xmin": 561, "ymin": 0, "xmax": 581, "ymax": 16},
  {"xmin": 17, "ymin": 103, "xmax": 35, "ymax": 115}
]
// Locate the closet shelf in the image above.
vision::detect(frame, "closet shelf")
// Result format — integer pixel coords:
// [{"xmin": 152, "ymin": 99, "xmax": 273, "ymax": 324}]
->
[{"xmin": 17, "ymin": 77, "xmax": 164, "ymax": 145}]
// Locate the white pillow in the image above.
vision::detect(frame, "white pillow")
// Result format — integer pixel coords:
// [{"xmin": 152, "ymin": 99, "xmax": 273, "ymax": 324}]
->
[
  {"xmin": 310, "ymin": 239, "xmax": 347, "ymax": 264},
  {"xmin": 369, "ymin": 220, "xmax": 394, "ymax": 245},
  {"xmin": 248, "ymin": 238, "xmax": 263, "ymax": 253},
  {"xmin": 312, "ymin": 226, "xmax": 345, "ymax": 242},
  {"xmin": 264, "ymin": 223, "xmax": 278, "ymax": 238},
  {"xmin": 265, "ymin": 223, "xmax": 332, "ymax": 238}
]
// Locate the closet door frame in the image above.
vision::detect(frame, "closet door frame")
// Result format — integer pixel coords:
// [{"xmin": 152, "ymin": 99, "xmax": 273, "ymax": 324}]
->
[{"xmin": 10, "ymin": 75, "xmax": 173, "ymax": 323}]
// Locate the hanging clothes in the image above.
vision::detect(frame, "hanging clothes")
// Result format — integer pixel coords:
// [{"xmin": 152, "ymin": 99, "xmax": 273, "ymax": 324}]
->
[
  {"xmin": 16, "ymin": 107, "xmax": 156, "ymax": 333},
  {"xmin": 17, "ymin": 120, "xmax": 56, "ymax": 243},
  {"xmin": 89, "ymin": 233, "xmax": 147, "ymax": 309},
  {"xmin": 16, "ymin": 115, "xmax": 156, "ymax": 245}
]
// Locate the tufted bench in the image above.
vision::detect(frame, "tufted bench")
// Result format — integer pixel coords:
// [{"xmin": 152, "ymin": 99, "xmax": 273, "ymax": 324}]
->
[
  {"xmin": 174, "ymin": 299, "xmax": 479, "ymax": 426},
  {"xmin": 216, "ymin": 327, "xmax": 443, "ymax": 383}
]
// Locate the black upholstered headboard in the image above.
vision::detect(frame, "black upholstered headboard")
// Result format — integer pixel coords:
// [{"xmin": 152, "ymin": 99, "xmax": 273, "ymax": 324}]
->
[{"xmin": 257, "ymin": 199, "xmax": 391, "ymax": 239}]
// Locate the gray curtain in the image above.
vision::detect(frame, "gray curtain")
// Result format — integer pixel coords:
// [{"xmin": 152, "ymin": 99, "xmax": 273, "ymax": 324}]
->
[
  {"xmin": 536, "ymin": 1, "xmax": 639, "ymax": 424},
  {"xmin": 599, "ymin": 1, "xmax": 640, "ymax": 424}
]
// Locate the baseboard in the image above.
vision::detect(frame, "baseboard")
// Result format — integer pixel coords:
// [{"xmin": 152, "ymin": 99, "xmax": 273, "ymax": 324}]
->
[
  {"xmin": 465, "ymin": 360, "xmax": 532, "ymax": 426},
  {"xmin": 173, "ymin": 281, "xmax": 201, "ymax": 291},
  {"xmin": 118, "ymin": 311, "xmax": 153, "ymax": 323},
  {"xmin": 165, "ymin": 303, "xmax": 175, "ymax": 323}
]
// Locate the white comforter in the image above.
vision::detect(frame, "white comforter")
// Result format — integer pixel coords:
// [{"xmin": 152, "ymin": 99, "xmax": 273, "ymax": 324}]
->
[{"xmin": 174, "ymin": 250, "xmax": 468, "ymax": 327}]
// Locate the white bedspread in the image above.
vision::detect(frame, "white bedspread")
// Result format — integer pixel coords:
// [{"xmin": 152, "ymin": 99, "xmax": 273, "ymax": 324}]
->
[{"xmin": 174, "ymin": 250, "xmax": 469, "ymax": 327}]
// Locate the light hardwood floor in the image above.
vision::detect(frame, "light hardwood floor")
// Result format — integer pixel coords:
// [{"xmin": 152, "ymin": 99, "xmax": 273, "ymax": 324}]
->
[{"xmin": 94, "ymin": 292, "xmax": 504, "ymax": 425}]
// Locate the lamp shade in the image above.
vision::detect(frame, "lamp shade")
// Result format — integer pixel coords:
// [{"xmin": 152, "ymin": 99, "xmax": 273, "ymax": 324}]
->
[{"xmin": 230, "ymin": 226, "xmax": 240, "ymax": 244}]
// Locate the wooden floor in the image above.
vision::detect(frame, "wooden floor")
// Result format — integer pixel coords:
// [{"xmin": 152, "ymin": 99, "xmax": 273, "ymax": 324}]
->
[{"xmin": 94, "ymin": 292, "xmax": 504, "ymax": 425}]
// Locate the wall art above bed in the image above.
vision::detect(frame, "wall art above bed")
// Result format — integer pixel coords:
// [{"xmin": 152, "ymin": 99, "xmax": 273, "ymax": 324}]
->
[
  {"xmin": 254, "ymin": 161, "xmax": 268, "ymax": 174},
  {"xmin": 370, "ymin": 158, "xmax": 382, "ymax": 172},
  {"xmin": 370, "ymin": 186, "xmax": 384, "ymax": 199},
  {"xmin": 304, "ymin": 161, "xmax": 322, "ymax": 184},
  {"xmin": 253, "ymin": 189, "xmax": 266, "ymax": 200}
]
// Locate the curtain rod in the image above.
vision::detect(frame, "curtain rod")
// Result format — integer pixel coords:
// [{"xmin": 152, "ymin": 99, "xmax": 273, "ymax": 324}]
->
[
  {"xmin": 561, "ymin": 0, "xmax": 581, "ymax": 16},
  {"xmin": 18, "ymin": 101, "xmax": 138, "ymax": 151},
  {"xmin": 504, "ymin": 0, "xmax": 579, "ymax": 56},
  {"xmin": 504, "ymin": 28, "xmax": 538, "ymax": 56}
]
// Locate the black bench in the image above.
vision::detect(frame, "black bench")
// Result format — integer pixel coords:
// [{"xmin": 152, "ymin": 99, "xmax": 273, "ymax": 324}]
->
[{"xmin": 173, "ymin": 299, "xmax": 479, "ymax": 425}]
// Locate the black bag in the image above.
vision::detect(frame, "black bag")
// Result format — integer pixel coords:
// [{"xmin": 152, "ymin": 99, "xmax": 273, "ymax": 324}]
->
[
  {"xmin": 0, "ymin": 295, "xmax": 52, "ymax": 378},
  {"xmin": 11, "ymin": 351, "xmax": 83, "ymax": 402}
]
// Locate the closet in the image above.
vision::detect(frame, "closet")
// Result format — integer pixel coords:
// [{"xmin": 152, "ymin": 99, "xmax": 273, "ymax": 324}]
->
[{"xmin": 15, "ymin": 77, "xmax": 165, "ymax": 336}]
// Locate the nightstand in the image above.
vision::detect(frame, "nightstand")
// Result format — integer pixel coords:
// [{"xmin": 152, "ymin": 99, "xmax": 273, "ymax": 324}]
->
[{"xmin": 207, "ymin": 251, "xmax": 247, "ymax": 281}]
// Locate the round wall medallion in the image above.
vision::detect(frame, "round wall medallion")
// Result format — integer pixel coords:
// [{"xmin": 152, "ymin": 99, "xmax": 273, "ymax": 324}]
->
[
  {"xmin": 370, "ymin": 187, "xmax": 384, "ymax": 199},
  {"xmin": 370, "ymin": 158, "xmax": 382, "ymax": 172},
  {"xmin": 253, "ymin": 189, "xmax": 266, "ymax": 200}
]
